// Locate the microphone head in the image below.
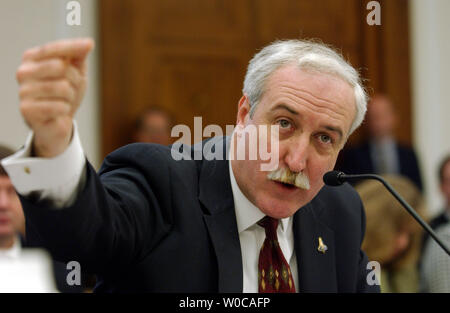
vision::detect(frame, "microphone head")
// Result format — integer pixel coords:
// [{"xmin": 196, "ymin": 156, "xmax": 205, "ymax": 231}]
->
[{"xmin": 323, "ymin": 170, "xmax": 345, "ymax": 186}]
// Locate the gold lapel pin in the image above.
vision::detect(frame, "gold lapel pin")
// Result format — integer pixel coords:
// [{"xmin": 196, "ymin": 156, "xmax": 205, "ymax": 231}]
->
[{"xmin": 317, "ymin": 237, "xmax": 328, "ymax": 254}]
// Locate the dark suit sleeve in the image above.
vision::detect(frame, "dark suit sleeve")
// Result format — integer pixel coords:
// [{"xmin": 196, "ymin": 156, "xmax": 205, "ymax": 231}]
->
[
  {"xmin": 20, "ymin": 144, "xmax": 174, "ymax": 275},
  {"xmin": 356, "ymin": 198, "xmax": 380, "ymax": 293}
]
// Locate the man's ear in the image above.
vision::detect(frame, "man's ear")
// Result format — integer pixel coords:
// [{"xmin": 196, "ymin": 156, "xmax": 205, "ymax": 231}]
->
[{"xmin": 236, "ymin": 94, "xmax": 251, "ymax": 127}]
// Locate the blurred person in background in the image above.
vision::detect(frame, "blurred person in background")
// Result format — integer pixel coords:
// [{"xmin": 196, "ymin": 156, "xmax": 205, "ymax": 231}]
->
[
  {"xmin": 132, "ymin": 107, "xmax": 174, "ymax": 145},
  {"xmin": 420, "ymin": 223, "xmax": 450, "ymax": 292},
  {"xmin": 420, "ymin": 155, "xmax": 450, "ymax": 292},
  {"xmin": 0, "ymin": 145, "xmax": 25, "ymax": 254},
  {"xmin": 0, "ymin": 144, "xmax": 56, "ymax": 292},
  {"xmin": 357, "ymin": 175, "xmax": 427, "ymax": 292},
  {"xmin": 338, "ymin": 94, "xmax": 423, "ymax": 191},
  {"xmin": 0, "ymin": 144, "xmax": 85, "ymax": 292},
  {"xmin": 420, "ymin": 156, "xmax": 450, "ymax": 256},
  {"xmin": 428, "ymin": 156, "xmax": 450, "ymax": 231}
]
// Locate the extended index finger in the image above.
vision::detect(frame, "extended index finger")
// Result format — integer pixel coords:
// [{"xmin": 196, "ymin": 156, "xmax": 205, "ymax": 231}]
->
[{"xmin": 23, "ymin": 38, "xmax": 94, "ymax": 62}]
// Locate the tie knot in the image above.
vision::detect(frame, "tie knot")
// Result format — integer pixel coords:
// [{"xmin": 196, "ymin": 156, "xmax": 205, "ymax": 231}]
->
[{"xmin": 257, "ymin": 216, "xmax": 279, "ymax": 239}]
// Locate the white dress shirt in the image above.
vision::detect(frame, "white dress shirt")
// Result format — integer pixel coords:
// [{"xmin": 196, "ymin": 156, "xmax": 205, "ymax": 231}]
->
[
  {"xmin": 1, "ymin": 123, "xmax": 299, "ymax": 292},
  {"xmin": 0, "ymin": 236, "xmax": 21, "ymax": 259},
  {"xmin": 2, "ymin": 122, "xmax": 86, "ymax": 208},
  {"xmin": 369, "ymin": 137, "xmax": 400, "ymax": 174},
  {"xmin": 229, "ymin": 159, "xmax": 299, "ymax": 292},
  {"xmin": 0, "ymin": 236, "xmax": 58, "ymax": 292}
]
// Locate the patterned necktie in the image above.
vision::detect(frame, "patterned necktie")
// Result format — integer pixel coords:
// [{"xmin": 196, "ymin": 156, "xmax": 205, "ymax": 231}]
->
[{"xmin": 258, "ymin": 216, "xmax": 296, "ymax": 293}]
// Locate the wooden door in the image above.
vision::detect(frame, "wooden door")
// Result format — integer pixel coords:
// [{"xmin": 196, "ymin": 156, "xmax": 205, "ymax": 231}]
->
[{"xmin": 99, "ymin": 0, "xmax": 411, "ymax": 157}]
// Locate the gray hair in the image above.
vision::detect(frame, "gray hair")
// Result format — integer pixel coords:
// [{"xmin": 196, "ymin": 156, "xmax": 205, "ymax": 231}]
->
[{"xmin": 243, "ymin": 39, "xmax": 367, "ymax": 136}]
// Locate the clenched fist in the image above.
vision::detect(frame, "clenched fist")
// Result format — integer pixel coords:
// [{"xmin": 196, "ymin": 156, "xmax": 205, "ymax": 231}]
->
[{"xmin": 16, "ymin": 38, "xmax": 94, "ymax": 158}]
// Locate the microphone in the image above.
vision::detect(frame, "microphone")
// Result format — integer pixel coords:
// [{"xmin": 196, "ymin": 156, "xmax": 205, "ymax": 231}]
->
[
  {"xmin": 323, "ymin": 170, "xmax": 450, "ymax": 256},
  {"xmin": 323, "ymin": 170, "xmax": 346, "ymax": 186}
]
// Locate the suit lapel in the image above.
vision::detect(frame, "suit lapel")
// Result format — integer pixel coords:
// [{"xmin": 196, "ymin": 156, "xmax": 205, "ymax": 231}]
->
[
  {"xmin": 293, "ymin": 201, "xmax": 337, "ymax": 292},
  {"xmin": 196, "ymin": 137, "xmax": 338, "ymax": 292},
  {"xmin": 198, "ymin": 137, "xmax": 243, "ymax": 292},
  {"xmin": 203, "ymin": 211, "xmax": 243, "ymax": 292}
]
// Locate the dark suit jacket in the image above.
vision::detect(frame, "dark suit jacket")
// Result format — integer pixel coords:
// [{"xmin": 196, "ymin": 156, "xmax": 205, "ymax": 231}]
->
[
  {"xmin": 337, "ymin": 141, "xmax": 423, "ymax": 191},
  {"xmin": 20, "ymin": 137, "xmax": 379, "ymax": 293},
  {"xmin": 420, "ymin": 210, "xmax": 450, "ymax": 261}
]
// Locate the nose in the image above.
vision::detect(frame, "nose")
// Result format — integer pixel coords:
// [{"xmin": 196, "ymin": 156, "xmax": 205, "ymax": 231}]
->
[
  {"xmin": 284, "ymin": 135, "xmax": 310, "ymax": 173},
  {"xmin": 0, "ymin": 189, "xmax": 11, "ymax": 210}
]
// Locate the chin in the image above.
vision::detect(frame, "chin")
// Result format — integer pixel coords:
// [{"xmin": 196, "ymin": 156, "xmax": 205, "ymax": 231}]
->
[
  {"xmin": 0, "ymin": 230, "xmax": 13, "ymax": 237},
  {"xmin": 256, "ymin": 197, "xmax": 302, "ymax": 219}
]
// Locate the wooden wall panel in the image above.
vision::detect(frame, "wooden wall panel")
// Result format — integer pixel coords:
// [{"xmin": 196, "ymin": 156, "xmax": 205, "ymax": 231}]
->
[
  {"xmin": 380, "ymin": 0, "xmax": 412, "ymax": 146},
  {"xmin": 356, "ymin": 0, "xmax": 412, "ymax": 146},
  {"xmin": 155, "ymin": 53, "xmax": 244, "ymax": 134},
  {"xmin": 142, "ymin": 0, "xmax": 253, "ymax": 44},
  {"xmin": 100, "ymin": 0, "xmax": 412, "ymax": 157}
]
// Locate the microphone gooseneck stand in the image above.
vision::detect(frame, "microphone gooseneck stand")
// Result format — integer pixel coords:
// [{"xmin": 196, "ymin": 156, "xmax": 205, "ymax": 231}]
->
[{"xmin": 323, "ymin": 171, "xmax": 450, "ymax": 257}]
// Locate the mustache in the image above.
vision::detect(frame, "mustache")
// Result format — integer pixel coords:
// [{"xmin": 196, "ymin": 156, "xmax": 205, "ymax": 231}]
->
[{"xmin": 267, "ymin": 167, "xmax": 310, "ymax": 190}]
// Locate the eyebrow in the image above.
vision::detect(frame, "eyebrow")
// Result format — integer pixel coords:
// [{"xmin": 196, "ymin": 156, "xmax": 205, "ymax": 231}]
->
[
  {"xmin": 271, "ymin": 103, "xmax": 298, "ymax": 115},
  {"xmin": 271, "ymin": 103, "xmax": 344, "ymax": 141}
]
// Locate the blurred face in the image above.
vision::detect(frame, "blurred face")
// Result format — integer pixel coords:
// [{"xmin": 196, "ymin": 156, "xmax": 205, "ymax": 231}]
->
[
  {"xmin": 441, "ymin": 161, "xmax": 450, "ymax": 207},
  {"xmin": 366, "ymin": 96, "xmax": 396, "ymax": 139},
  {"xmin": 231, "ymin": 65, "xmax": 356, "ymax": 218},
  {"xmin": 373, "ymin": 227, "xmax": 412, "ymax": 265},
  {"xmin": 0, "ymin": 175, "xmax": 24, "ymax": 245},
  {"xmin": 389, "ymin": 228, "xmax": 411, "ymax": 262},
  {"xmin": 135, "ymin": 112, "xmax": 171, "ymax": 145}
]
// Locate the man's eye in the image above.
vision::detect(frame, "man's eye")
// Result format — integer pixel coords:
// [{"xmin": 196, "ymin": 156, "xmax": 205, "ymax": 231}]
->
[
  {"xmin": 319, "ymin": 134, "xmax": 332, "ymax": 144},
  {"xmin": 277, "ymin": 119, "xmax": 291, "ymax": 129}
]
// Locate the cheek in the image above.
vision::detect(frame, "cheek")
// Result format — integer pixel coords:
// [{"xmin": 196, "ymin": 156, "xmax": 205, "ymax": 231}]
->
[
  {"xmin": 308, "ymin": 157, "xmax": 335, "ymax": 183},
  {"xmin": 239, "ymin": 160, "xmax": 264, "ymax": 189},
  {"xmin": 10, "ymin": 199, "xmax": 24, "ymax": 219}
]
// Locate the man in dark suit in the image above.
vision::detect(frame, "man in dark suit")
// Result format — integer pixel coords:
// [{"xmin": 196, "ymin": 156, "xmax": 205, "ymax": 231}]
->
[
  {"xmin": 132, "ymin": 106, "xmax": 174, "ymax": 145},
  {"xmin": 0, "ymin": 145, "xmax": 85, "ymax": 292},
  {"xmin": 337, "ymin": 94, "xmax": 423, "ymax": 191},
  {"xmin": 421, "ymin": 155, "xmax": 450, "ymax": 256},
  {"xmin": 431, "ymin": 156, "xmax": 450, "ymax": 228},
  {"xmin": 2, "ymin": 38, "xmax": 379, "ymax": 292}
]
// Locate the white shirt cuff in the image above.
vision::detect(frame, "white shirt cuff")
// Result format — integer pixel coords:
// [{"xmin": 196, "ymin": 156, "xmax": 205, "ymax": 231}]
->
[{"xmin": 1, "ymin": 121, "xmax": 86, "ymax": 208}]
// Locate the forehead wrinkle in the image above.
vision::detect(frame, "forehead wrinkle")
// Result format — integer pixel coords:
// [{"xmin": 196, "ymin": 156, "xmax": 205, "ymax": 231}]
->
[
  {"xmin": 283, "ymin": 85, "xmax": 350, "ymax": 116},
  {"xmin": 269, "ymin": 86, "xmax": 351, "ymax": 125}
]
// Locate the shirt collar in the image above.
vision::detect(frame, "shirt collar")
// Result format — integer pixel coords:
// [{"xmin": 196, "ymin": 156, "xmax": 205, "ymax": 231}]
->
[{"xmin": 228, "ymin": 155, "xmax": 290, "ymax": 234}]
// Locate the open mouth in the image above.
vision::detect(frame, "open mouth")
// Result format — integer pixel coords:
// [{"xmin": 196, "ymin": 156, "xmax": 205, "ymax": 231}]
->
[{"xmin": 274, "ymin": 180, "xmax": 297, "ymax": 190}]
